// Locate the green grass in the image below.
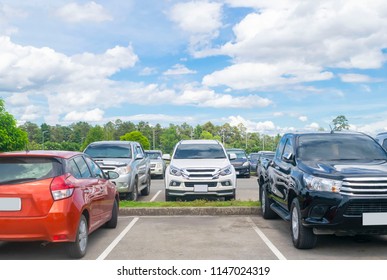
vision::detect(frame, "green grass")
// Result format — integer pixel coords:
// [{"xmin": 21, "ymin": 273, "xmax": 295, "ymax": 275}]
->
[{"xmin": 119, "ymin": 200, "xmax": 260, "ymax": 208}]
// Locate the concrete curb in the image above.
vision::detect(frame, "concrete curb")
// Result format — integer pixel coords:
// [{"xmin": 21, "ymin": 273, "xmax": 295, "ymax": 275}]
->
[{"xmin": 119, "ymin": 206, "xmax": 260, "ymax": 216}]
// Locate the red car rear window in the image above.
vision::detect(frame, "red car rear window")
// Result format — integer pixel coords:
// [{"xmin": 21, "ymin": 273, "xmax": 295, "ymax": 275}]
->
[{"xmin": 0, "ymin": 157, "xmax": 62, "ymax": 185}]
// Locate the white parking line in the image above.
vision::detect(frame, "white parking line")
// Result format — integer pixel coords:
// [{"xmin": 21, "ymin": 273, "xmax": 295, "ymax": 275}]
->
[
  {"xmin": 247, "ymin": 217, "xmax": 287, "ymax": 260},
  {"xmin": 96, "ymin": 217, "xmax": 139, "ymax": 260},
  {"xmin": 150, "ymin": 190, "xmax": 161, "ymax": 202}
]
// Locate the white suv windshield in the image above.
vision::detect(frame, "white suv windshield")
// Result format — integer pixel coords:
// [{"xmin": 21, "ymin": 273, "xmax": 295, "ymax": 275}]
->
[{"xmin": 173, "ymin": 143, "xmax": 226, "ymax": 159}]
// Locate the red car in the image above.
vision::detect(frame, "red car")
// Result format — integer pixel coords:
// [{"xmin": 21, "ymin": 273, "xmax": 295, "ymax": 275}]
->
[{"xmin": 0, "ymin": 150, "xmax": 119, "ymax": 258}]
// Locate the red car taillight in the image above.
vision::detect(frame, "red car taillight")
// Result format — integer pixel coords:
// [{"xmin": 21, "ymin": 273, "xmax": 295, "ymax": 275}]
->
[{"xmin": 50, "ymin": 174, "xmax": 75, "ymax": 201}]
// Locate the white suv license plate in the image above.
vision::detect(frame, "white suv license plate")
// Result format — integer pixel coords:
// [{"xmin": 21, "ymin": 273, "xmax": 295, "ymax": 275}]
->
[
  {"xmin": 194, "ymin": 185, "xmax": 208, "ymax": 193},
  {"xmin": 0, "ymin": 198, "xmax": 21, "ymax": 211},
  {"xmin": 362, "ymin": 213, "xmax": 387, "ymax": 226}
]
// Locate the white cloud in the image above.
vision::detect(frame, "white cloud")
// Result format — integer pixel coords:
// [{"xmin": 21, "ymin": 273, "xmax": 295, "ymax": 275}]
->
[
  {"xmin": 299, "ymin": 116, "xmax": 308, "ymax": 122},
  {"xmin": 169, "ymin": 1, "xmax": 223, "ymax": 51},
  {"xmin": 163, "ymin": 64, "xmax": 197, "ymax": 75},
  {"xmin": 140, "ymin": 67, "xmax": 158, "ymax": 76},
  {"xmin": 174, "ymin": 87, "xmax": 272, "ymax": 108},
  {"xmin": 56, "ymin": 2, "xmax": 112, "ymax": 23},
  {"xmin": 199, "ymin": 0, "xmax": 387, "ymax": 90},
  {"xmin": 64, "ymin": 108, "xmax": 104, "ymax": 122},
  {"xmin": 305, "ymin": 122, "xmax": 321, "ymax": 131},
  {"xmin": 339, "ymin": 73, "xmax": 373, "ymax": 83},
  {"xmin": 203, "ymin": 62, "xmax": 333, "ymax": 90},
  {"xmin": 228, "ymin": 115, "xmax": 276, "ymax": 133}
]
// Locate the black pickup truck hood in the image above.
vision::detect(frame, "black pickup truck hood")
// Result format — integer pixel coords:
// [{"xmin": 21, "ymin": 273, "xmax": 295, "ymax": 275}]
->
[{"xmin": 297, "ymin": 160, "xmax": 387, "ymax": 179}]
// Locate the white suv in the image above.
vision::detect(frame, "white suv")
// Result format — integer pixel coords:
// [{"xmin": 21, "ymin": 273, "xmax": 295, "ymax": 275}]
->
[{"xmin": 164, "ymin": 140, "xmax": 237, "ymax": 201}]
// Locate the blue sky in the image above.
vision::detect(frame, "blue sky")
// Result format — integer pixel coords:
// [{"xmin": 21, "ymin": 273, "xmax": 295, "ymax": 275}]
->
[{"xmin": 1, "ymin": 0, "xmax": 387, "ymax": 136}]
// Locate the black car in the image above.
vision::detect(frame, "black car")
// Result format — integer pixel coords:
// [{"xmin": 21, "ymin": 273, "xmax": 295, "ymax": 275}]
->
[
  {"xmin": 227, "ymin": 148, "xmax": 250, "ymax": 178},
  {"xmin": 261, "ymin": 131, "xmax": 387, "ymax": 249}
]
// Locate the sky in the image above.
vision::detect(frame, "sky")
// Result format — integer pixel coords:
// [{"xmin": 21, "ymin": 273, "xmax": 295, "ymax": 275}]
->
[{"xmin": 1, "ymin": 0, "xmax": 387, "ymax": 136}]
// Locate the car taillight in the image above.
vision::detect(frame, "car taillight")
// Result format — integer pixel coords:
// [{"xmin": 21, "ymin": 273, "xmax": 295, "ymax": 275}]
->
[{"xmin": 50, "ymin": 174, "xmax": 75, "ymax": 201}]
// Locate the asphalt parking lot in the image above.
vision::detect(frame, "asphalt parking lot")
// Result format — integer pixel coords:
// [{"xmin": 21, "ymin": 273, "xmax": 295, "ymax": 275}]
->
[{"xmin": 1, "ymin": 176, "xmax": 387, "ymax": 260}]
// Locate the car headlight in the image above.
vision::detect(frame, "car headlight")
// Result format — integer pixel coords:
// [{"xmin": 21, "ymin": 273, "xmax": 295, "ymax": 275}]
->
[
  {"xmin": 242, "ymin": 161, "xmax": 250, "ymax": 167},
  {"xmin": 218, "ymin": 165, "xmax": 233, "ymax": 176},
  {"xmin": 169, "ymin": 165, "xmax": 186, "ymax": 177},
  {"xmin": 117, "ymin": 166, "xmax": 131, "ymax": 175},
  {"xmin": 156, "ymin": 162, "xmax": 162, "ymax": 168},
  {"xmin": 304, "ymin": 174, "xmax": 341, "ymax": 193}
]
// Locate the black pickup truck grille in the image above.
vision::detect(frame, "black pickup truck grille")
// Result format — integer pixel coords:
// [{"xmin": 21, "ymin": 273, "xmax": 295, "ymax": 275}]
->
[
  {"xmin": 340, "ymin": 177, "xmax": 387, "ymax": 196},
  {"xmin": 345, "ymin": 200, "xmax": 387, "ymax": 216}
]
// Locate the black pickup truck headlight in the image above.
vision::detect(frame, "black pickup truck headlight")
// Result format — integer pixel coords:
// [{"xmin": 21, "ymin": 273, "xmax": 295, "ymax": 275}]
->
[{"xmin": 304, "ymin": 174, "xmax": 342, "ymax": 193}]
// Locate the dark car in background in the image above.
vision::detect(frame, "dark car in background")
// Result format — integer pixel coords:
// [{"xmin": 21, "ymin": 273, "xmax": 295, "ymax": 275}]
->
[
  {"xmin": 226, "ymin": 148, "xmax": 250, "ymax": 178},
  {"xmin": 0, "ymin": 150, "xmax": 119, "ymax": 259},
  {"xmin": 248, "ymin": 153, "xmax": 260, "ymax": 173},
  {"xmin": 255, "ymin": 151, "xmax": 275, "ymax": 186}
]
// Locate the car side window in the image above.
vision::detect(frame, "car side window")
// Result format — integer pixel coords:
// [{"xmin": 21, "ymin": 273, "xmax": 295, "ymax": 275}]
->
[
  {"xmin": 282, "ymin": 138, "xmax": 293, "ymax": 158},
  {"xmin": 383, "ymin": 139, "xmax": 387, "ymax": 151},
  {"xmin": 275, "ymin": 137, "xmax": 287, "ymax": 160},
  {"xmin": 84, "ymin": 156, "xmax": 105, "ymax": 178},
  {"xmin": 68, "ymin": 159, "xmax": 82, "ymax": 179},
  {"xmin": 136, "ymin": 145, "xmax": 144, "ymax": 157},
  {"xmin": 74, "ymin": 156, "xmax": 92, "ymax": 178}
]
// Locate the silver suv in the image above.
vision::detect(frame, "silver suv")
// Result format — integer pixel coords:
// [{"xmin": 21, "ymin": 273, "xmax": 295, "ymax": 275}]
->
[{"xmin": 84, "ymin": 141, "xmax": 151, "ymax": 201}]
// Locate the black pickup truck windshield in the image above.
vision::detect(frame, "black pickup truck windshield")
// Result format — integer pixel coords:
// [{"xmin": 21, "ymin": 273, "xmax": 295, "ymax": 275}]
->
[{"xmin": 297, "ymin": 134, "xmax": 387, "ymax": 161}]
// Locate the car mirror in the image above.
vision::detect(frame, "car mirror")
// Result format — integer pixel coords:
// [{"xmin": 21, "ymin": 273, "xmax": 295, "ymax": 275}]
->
[
  {"xmin": 228, "ymin": 153, "xmax": 237, "ymax": 160},
  {"xmin": 106, "ymin": 171, "xmax": 119, "ymax": 180},
  {"xmin": 162, "ymin": 154, "xmax": 171, "ymax": 161},
  {"xmin": 282, "ymin": 152, "xmax": 294, "ymax": 163},
  {"xmin": 135, "ymin": 154, "xmax": 144, "ymax": 160}
]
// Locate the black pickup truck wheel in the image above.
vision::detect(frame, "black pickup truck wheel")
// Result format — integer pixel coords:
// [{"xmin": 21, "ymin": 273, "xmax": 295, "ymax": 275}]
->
[
  {"xmin": 290, "ymin": 198, "xmax": 317, "ymax": 249},
  {"xmin": 261, "ymin": 186, "xmax": 277, "ymax": 219}
]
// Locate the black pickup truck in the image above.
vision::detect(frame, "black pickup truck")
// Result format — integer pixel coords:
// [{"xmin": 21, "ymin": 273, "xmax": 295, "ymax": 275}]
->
[{"xmin": 259, "ymin": 131, "xmax": 387, "ymax": 249}]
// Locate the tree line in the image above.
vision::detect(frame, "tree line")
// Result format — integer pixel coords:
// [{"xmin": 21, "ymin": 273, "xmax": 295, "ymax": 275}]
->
[{"xmin": 1, "ymin": 98, "xmax": 350, "ymax": 154}]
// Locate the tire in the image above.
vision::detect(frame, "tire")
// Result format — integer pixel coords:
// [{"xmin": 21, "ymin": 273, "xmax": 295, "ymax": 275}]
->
[
  {"xmin": 67, "ymin": 215, "xmax": 88, "ymax": 259},
  {"xmin": 141, "ymin": 174, "xmax": 151, "ymax": 196},
  {"xmin": 165, "ymin": 190, "xmax": 175, "ymax": 201},
  {"xmin": 104, "ymin": 200, "xmax": 118, "ymax": 229},
  {"xmin": 128, "ymin": 178, "xmax": 138, "ymax": 201},
  {"xmin": 261, "ymin": 185, "xmax": 277, "ymax": 219},
  {"xmin": 290, "ymin": 198, "xmax": 317, "ymax": 249},
  {"xmin": 225, "ymin": 190, "xmax": 236, "ymax": 201}
]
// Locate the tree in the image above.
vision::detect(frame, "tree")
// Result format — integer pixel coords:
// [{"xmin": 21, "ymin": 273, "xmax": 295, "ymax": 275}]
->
[
  {"xmin": 0, "ymin": 99, "xmax": 28, "ymax": 151},
  {"xmin": 332, "ymin": 115, "xmax": 349, "ymax": 131},
  {"xmin": 120, "ymin": 130, "xmax": 150, "ymax": 150},
  {"xmin": 81, "ymin": 125, "xmax": 104, "ymax": 151}
]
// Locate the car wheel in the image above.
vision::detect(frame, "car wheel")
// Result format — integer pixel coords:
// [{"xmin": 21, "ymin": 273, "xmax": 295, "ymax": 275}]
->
[
  {"xmin": 141, "ymin": 173, "xmax": 151, "ymax": 196},
  {"xmin": 290, "ymin": 198, "xmax": 317, "ymax": 249},
  {"xmin": 67, "ymin": 214, "xmax": 88, "ymax": 259},
  {"xmin": 165, "ymin": 190, "xmax": 175, "ymax": 201},
  {"xmin": 128, "ymin": 178, "xmax": 138, "ymax": 201},
  {"xmin": 261, "ymin": 185, "xmax": 277, "ymax": 219},
  {"xmin": 224, "ymin": 190, "xmax": 236, "ymax": 201},
  {"xmin": 104, "ymin": 200, "xmax": 118, "ymax": 229}
]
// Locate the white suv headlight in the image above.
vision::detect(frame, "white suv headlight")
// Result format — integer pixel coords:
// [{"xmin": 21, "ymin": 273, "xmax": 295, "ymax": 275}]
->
[
  {"xmin": 169, "ymin": 165, "xmax": 186, "ymax": 177},
  {"xmin": 304, "ymin": 174, "xmax": 342, "ymax": 193},
  {"xmin": 217, "ymin": 165, "xmax": 233, "ymax": 176}
]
